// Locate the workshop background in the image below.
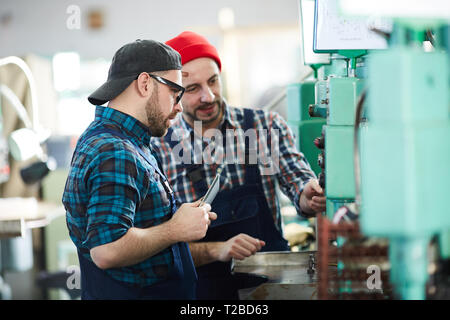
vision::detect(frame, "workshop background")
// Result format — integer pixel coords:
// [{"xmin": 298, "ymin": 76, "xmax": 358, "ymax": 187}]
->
[
  {"xmin": 0, "ymin": 0, "xmax": 312, "ymax": 300},
  {"xmin": 0, "ymin": 0, "xmax": 449, "ymax": 301}
]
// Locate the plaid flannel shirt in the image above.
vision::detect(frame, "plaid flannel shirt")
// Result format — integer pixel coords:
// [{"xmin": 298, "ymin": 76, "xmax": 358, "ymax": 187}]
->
[
  {"xmin": 63, "ymin": 106, "xmax": 174, "ymax": 287},
  {"xmin": 151, "ymin": 103, "xmax": 316, "ymax": 230}
]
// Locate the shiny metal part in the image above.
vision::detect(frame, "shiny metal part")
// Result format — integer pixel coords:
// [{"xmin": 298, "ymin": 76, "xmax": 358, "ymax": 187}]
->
[{"xmin": 232, "ymin": 251, "xmax": 321, "ymax": 300}]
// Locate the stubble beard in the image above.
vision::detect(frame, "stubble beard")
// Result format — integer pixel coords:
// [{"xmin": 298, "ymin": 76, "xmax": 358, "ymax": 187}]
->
[{"xmin": 145, "ymin": 86, "xmax": 170, "ymax": 138}]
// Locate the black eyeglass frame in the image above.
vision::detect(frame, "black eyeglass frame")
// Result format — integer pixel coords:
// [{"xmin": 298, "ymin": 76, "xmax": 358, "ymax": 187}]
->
[{"xmin": 136, "ymin": 72, "xmax": 185, "ymax": 105}]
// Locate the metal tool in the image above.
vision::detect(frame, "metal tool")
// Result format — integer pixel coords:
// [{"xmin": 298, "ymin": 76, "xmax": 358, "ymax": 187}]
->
[{"xmin": 198, "ymin": 165, "xmax": 223, "ymax": 206}]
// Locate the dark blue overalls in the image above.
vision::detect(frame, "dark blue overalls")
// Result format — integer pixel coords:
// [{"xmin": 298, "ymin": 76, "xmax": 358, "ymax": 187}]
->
[
  {"xmin": 77, "ymin": 128, "xmax": 197, "ymax": 300},
  {"xmin": 165, "ymin": 108, "xmax": 290, "ymax": 300}
]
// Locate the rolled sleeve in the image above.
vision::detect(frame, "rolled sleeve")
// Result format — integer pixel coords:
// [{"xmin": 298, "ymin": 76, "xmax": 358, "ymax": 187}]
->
[{"xmin": 84, "ymin": 195, "xmax": 135, "ymax": 249}]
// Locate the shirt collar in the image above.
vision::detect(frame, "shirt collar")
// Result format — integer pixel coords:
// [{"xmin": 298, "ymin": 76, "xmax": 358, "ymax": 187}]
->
[
  {"xmin": 94, "ymin": 105, "xmax": 152, "ymax": 145},
  {"xmin": 221, "ymin": 101, "xmax": 238, "ymax": 130}
]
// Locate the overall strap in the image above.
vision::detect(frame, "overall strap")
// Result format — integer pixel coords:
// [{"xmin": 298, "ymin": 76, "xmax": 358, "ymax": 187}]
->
[
  {"xmin": 242, "ymin": 108, "xmax": 260, "ymax": 185},
  {"xmin": 164, "ymin": 127, "xmax": 179, "ymax": 151},
  {"xmin": 165, "ymin": 126, "xmax": 209, "ymax": 192}
]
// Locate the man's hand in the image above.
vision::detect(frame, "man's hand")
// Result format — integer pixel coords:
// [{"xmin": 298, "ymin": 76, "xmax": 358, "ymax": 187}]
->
[
  {"xmin": 299, "ymin": 179, "xmax": 326, "ymax": 216},
  {"xmin": 214, "ymin": 234, "xmax": 265, "ymax": 262},
  {"xmin": 168, "ymin": 200, "xmax": 217, "ymax": 242}
]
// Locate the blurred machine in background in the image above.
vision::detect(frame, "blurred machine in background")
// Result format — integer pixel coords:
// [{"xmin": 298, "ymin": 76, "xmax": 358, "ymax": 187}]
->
[
  {"xmin": 308, "ymin": 0, "xmax": 449, "ymax": 300},
  {"xmin": 235, "ymin": 0, "xmax": 449, "ymax": 300},
  {"xmin": 295, "ymin": 0, "xmax": 392, "ymax": 299},
  {"xmin": 0, "ymin": 56, "xmax": 77, "ymax": 300},
  {"xmin": 350, "ymin": 1, "xmax": 450, "ymax": 300}
]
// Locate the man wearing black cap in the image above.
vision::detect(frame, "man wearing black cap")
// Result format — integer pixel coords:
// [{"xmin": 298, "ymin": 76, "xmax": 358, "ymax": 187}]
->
[{"xmin": 62, "ymin": 39, "xmax": 216, "ymax": 300}]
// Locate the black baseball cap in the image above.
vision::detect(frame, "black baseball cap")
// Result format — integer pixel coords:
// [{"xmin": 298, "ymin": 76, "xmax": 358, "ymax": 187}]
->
[{"xmin": 88, "ymin": 39, "xmax": 182, "ymax": 106}]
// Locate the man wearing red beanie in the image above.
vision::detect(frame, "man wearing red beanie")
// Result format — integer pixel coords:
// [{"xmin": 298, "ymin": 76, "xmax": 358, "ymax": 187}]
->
[{"xmin": 152, "ymin": 31, "xmax": 326, "ymax": 300}]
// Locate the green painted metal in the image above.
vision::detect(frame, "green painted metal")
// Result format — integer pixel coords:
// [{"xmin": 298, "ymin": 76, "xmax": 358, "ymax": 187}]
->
[
  {"xmin": 360, "ymin": 44, "xmax": 450, "ymax": 299},
  {"xmin": 299, "ymin": 120, "xmax": 326, "ymax": 176},
  {"xmin": 323, "ymin": 77, "xmax": 364, "ymax": 219},
  {"xmin": 328, "ymin": 77, "xmax": 364, "ymax": 126},
  {"xmin": 361, "ymin": 48, "xmax": 449, "ymax": 235},
  {"xmin": 287, "ymin": 82, "xmax": 315, "ymax": 122},
  {"xmin": 313, "ymin": 79, "xmax": 328, "ymax": 117},
  {"xmin": 321, "ymin": 59, "xmax": 348, "ymax": 78},
  {"xmin": 337, "ymin": 50, "xmax": 367, "ymax": 70},
  {"xmin": 443, "ymin": 28, "xmax": 450, "ymax": 264},
  {"xmin": 309, "ymin": 104, "xmax": 327, "ymax": 118},
  {"xmin": 287, "ymin": 82, "xmax": 326, "ymax": 176},
  {"xmin": 440, "ymin": 231, "xmax": 450, "ymax": 260},
  {"xmin": 389, "ymin": 237, "xmax": 429, "ymax": 300},
  {"xmin": 325, "ymin": 126, "xmax": 355, "ymax": 200}
]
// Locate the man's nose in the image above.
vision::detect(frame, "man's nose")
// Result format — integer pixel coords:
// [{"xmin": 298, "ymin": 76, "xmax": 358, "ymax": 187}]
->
[
  {"xmin": 200, "ymin": 86, "xmax": 215, "ymax": 103},
  {"xmin": 173, "ymin": 100, "xmax": 183, "ymax": 113}
]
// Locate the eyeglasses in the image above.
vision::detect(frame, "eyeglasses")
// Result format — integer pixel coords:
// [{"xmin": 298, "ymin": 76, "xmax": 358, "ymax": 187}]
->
[{"xmin": 136, "ymin": 72, "xmax": 185, "ymax": 106}]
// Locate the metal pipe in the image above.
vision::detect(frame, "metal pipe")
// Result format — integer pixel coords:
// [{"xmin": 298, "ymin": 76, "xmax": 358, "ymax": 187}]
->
[
  {"xmin": 0, "ymin": 56, "xmax": 39, "ymax": 131},
  {"xmin": 353, "ymin": 89, "xmax": 367, "ymax": 212}
]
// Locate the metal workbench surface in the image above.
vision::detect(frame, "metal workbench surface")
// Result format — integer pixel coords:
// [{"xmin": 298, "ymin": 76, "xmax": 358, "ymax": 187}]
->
[{"xmin": 232, "ymin": 251, "xmax": 320, "ymax": 300}]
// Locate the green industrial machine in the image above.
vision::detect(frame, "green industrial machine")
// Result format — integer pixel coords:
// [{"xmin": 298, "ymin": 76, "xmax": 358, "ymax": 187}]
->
[
  {"xmin": 287, "ymin": 80, "xmax": 325, "ymax": 176},
  {"xmin": 293, "ymin": 0, "xmax": 450, "ymax": 301},
  {"xmin": 299, "ymin": 0, "xmax": 376, "ymax": 221},
  {"xmin": 359, "ymin": 22, "xmax": 450, "ymax": 300},
  {"xmin": 292, "ymin": 0, "xmax": 363, "ymax": 192},
  {"xmin": 287, "ymin": 0, "xmax": 331, "ymax": 176},
  {"xmin": 305, "ymin": 0, "xmax": 450, "ymax": 300},
  {"xmin": 312, "ymin": 57, "xmax": 364, "ymax": 220},
  {"xmin": 334, "ymin": 0, "xmax": 450, "ymax": 300},
  {"xmin": 308, "ymin": 53, "xmax": 367, "ymax": 299}
]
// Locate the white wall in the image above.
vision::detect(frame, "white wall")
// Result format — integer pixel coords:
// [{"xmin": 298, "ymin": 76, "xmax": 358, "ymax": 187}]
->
[
  {"xmin": 0, "ymin": 0, "xmax": 301, "ymax": 60},
  {"xmin": 1, "ymin": 0, "xmax": 309, "ymax": 135}
]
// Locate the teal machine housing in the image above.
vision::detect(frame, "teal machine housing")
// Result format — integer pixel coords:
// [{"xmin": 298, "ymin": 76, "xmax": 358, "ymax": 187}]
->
[
  {"xmin": 302, "ymin": 0, "xmax": 450, "ymax": 300},
  {"xmin": 307, "ymin": 57, "xmax": 362, "ymax": 219},
  {"xmin": 300, "ymin": 0, "xmax": 375, "ymax": 298},
  {"xmin": 359, "ymin": 21, "xmax": 450, "ymax": 300},
  {"xmin": 333, "ymin": 0, "xmax": 450, "ymax": 300},
  {"xmin": 321, "ymin": 57, "xmax": 364, "ymax": 219}
]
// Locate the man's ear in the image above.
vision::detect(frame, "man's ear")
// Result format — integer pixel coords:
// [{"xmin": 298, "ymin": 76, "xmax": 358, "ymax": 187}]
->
[{"xmin": 135, "ymin": 72, "xmax": 153, "ymax": 98}]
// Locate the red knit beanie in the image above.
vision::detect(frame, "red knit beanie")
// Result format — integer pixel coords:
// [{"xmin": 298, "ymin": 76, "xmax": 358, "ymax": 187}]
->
[{"xmin": 165, "ymin": 31, "xmax": 222, "ymax": 71}]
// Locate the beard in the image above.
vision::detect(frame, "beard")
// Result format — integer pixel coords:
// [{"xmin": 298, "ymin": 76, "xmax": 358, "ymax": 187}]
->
[
  {"xmin": 145, "ymin": 87, "xmax": 174, "ymax": 137},
  {"xmin": 183, "ymin": 99, "xmax": 223, "ymax": 125}
]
